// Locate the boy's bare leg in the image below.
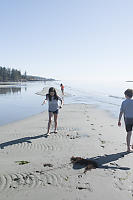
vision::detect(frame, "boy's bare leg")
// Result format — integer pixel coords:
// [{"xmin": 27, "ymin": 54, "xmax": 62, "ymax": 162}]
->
[{"xmin": 126, "ymin": 131, "xmax": 132, "ymax": 152}]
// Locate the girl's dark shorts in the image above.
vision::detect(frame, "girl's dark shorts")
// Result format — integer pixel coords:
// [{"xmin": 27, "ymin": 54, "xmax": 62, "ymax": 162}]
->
[
  {"xmin": 49, "ymin": 109, "xmax": 59, "ymax": 114},
  {"xmin": 125, "ymin": 118, "xmax": 133, "ymax": 132}
]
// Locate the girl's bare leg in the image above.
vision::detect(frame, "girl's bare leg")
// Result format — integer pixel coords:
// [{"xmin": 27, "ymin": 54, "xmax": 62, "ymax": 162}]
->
[
  {"xmin": 47, "ymin": 112, "xmax": 53, "ymax": 134},
  {"xmin": 54, "ymin": 113, "xmax": 58, "ymax": 133}
]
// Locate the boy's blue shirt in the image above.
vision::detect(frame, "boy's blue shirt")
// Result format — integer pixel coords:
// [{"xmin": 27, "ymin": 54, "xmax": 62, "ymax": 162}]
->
[{"xmin": 120, "ymin": 98, "xmax": 133, "ymax": 118}]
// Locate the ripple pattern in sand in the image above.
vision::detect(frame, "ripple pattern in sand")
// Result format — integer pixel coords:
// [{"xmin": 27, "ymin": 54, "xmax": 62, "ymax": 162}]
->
[
  {"xmin": 6, "ymin": 140, "xmax": 65, "ymax": 153},
  {"xmin": 0, "ymin": 171, "xmax": 64, "ymax": 191},
  {"xmin": 49, "ymin": 127, "xmax": 80, "ymax": 139},
  {"xmin": 4, "ymin": 128, "xmax": 80, "ymax": 153}
]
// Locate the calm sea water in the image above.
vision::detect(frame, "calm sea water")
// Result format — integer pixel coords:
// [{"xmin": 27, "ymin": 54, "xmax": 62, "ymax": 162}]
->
[
  {"xmin": 63, "ymin": 79, "xmax": 133, "ymax": 118},
  {"xmin": 0, "ymin": 80, "xmax": 133, "ymax": 126},
  {"xmin": 0, "ymin": 82, "xmax": 47, "ymax": 126}
]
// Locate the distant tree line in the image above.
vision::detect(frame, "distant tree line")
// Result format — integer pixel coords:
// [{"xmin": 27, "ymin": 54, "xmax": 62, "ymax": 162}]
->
[
  {"xmin": 0, "ymin": 66, "xmax": 54, "ymax": 82},
  {"xmin": 0, "ymin": 67, "xmax": 22, "ymax": 82}
]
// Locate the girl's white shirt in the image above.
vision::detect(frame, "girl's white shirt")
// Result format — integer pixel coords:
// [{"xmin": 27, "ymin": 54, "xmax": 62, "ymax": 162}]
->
[{"xmin": 47, "ymin": 96, "xmax": 62, "ymax": 112}]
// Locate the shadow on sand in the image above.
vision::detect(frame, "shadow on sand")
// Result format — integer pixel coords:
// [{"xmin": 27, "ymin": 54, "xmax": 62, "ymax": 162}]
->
[
  {"xmin": 72, "ymin": 151, "xmax": 131, "ymax": 171},
  {"xmin": 0, "ymin": 136, "xmax": 131, "ymax": 171},
  {"xmin": 0, "ymin": 133, "xmax": 48, "ymax": 149}
]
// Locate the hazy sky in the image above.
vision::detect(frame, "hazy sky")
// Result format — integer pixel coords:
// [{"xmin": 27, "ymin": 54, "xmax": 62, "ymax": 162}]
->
[{"xmin": 0, "ymin": 0, "xmax": 133, "ymax": 81}]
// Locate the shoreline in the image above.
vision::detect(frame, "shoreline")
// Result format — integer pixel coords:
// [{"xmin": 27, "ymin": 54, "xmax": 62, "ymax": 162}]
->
[
  {"xmin": 0, "ymin": 102, "xmax": 123, "ymax": 130},
  {"xmin": 0, "ymin": 103, "xmax": 132, "ymax": 200},
  {"xmin": 0, "ymin": 81, "xmax": 121, "ymax": 127},
  {"xmin": 0, "ymin": 81, "xmax": 26, "ymax": 87},
  {"xmin": 0, "ymin": 102, "xmax": 116, "ymax": 128}
]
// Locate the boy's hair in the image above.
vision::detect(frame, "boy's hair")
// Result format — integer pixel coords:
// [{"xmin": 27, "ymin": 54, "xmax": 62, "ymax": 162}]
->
[{"xmin": 124, "ymin": 89, "xmax": 133, "ymax": 98}]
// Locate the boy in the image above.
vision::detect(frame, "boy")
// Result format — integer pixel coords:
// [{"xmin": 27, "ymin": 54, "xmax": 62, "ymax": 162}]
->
[
  {"xmin": 60, "ymin": 83, "xmax": 64, "ymax": 95},
  {"xmin": 118, "ymin": 89, "xmax": 133, "ymax": 152}
]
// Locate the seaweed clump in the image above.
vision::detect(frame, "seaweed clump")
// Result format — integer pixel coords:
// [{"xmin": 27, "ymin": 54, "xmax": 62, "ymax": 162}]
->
[{"xmin": 71, "ymin": 156, "xmax": 98, "ymax": 172}]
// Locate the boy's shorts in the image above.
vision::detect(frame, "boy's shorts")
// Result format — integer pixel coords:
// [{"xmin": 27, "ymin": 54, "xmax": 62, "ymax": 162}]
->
[{"xmin": 125, "ymin": 118, "xmax": 133, "ymax": 132}]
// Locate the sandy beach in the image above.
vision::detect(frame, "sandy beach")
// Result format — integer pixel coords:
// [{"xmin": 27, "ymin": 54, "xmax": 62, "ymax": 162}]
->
[{"xmin": 0, "ymin": 103, "xmax": 132, "ymax": 200}]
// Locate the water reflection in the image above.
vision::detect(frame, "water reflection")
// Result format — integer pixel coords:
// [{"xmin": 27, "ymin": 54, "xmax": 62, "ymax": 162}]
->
[{"xmin": 0, "ymin": 87, "xmax": 21, "ymax": 95}]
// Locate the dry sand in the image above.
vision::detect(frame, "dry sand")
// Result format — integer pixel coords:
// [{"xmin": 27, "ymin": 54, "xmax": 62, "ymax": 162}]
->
[{"xmin": 0, "ymin": 104, "xmax": 132, "ymax": 200}]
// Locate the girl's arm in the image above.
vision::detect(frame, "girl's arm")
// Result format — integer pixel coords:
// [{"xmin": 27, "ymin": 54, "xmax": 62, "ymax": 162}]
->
[
  {"xmin": 59, "ymin": 97, "xmax": 64, "ymax": 108},
  {"xmin": 42, "ymin": 94, "xmax": 48, "ymax": 105},
  {"xmin": 42, "ymin": 99, "xmax": 47, "ymax": 105}
]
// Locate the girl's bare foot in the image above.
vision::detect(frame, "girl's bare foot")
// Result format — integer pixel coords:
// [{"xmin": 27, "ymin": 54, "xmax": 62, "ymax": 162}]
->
[
  {"xmin": 127, "ymin": 148, "xmax": 131, "ymax": 153},
  {"xmin": 54, "ymin": 130, "xmax": 58, "ymax": 134},
  {"xmin": 47, "ymin": 132, "xmax": 50, "ymax": 136}
]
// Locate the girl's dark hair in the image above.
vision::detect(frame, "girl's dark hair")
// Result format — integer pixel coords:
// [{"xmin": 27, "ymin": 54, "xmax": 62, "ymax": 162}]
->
[
  {"xmin": 46, "ymin": 87, "xmax": 58, "ymax": 101},
  {"xmin": 124, "ymin": 89, "xmax": 133, "ymax": 98}
]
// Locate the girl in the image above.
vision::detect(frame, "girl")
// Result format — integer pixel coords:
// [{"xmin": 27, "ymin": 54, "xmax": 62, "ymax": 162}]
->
[{"xmin": 42, "ymin": 87, "xmax": 63, "ymax": 135}]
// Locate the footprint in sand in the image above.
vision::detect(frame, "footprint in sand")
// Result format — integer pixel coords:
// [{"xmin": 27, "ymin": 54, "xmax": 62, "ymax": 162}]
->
[
  {"xmin": 99, "ymin": 138, "xmax": 106, "ymax": 144},
  {"xmin": 86, "ymin": 116, "xmax": 90, "ymax": 121}
]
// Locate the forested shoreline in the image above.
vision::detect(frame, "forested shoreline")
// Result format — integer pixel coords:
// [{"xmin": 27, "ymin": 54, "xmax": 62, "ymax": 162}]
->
[{"xmin": 0, "ymin": 66, "xmax": 54, "ymax": 82}]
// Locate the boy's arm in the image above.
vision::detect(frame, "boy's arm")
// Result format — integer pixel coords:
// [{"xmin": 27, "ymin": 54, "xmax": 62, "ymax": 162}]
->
[
  {"xmin": 118, "ymin": 101, "xmax": 124, "ymax": 126},
  {"xmin": 118, "ymin": 111, "xmax": 123, "ymax": 126}
]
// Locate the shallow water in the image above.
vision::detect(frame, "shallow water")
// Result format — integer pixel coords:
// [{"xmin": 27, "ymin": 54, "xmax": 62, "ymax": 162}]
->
[
  {"xmin": 62, "ymin": 79, "xmax": 133, "ymax": 118},
  {"xmin": 0, "ymin": 82, "xmax": 48, "ymax": 126},
  {"xmin": 0, "ymin": 80, "xmax": 133, "ymax": 126}
]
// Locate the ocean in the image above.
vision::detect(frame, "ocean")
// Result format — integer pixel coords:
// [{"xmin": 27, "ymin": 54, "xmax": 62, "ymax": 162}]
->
[
  {"xmin": 0, "ymin": 80, "xmax": 133, "ymax": 126},
  {"xmin": 62, "ymin": 79, "xmax": 133, "ymax": 118}
]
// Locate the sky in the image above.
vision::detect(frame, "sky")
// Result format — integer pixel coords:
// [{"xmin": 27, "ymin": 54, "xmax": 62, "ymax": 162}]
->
[{"xmin": 0, "ymin": 0, "xmax": 133, "ymax": 81}]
